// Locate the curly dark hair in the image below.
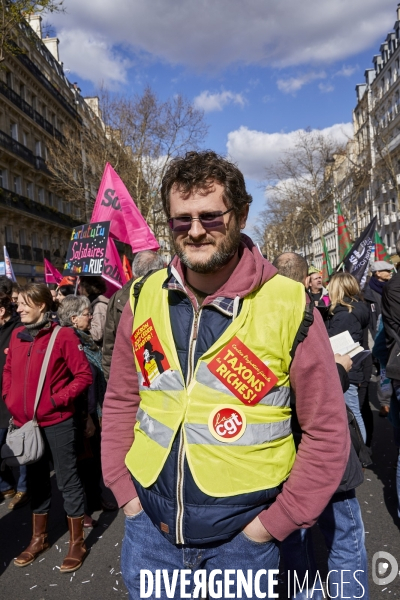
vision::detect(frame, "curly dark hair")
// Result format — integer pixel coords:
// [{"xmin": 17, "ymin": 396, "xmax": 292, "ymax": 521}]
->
[
  {"xmin": 160, "ymin": 150, "xmax": 252, "ymax": 218},
  {"xmin": 79, "ymin": 276, "xmax": 107, "ymax": 297},
  {"xmin": 0, "ymin": 292, "xmax": 12, "ymax": 316}
]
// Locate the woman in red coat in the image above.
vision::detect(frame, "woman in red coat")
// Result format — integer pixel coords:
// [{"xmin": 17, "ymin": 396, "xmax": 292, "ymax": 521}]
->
[{"xmin": 2, "ymin": 283, "xmax": 92, "ymax": 573}]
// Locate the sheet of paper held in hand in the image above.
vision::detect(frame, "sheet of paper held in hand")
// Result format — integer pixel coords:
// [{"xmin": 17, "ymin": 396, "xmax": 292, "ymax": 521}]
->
[
  {"xmin": 329, "ymin": 331, "xmax": 364, "ymax": 357},
  {"xmin": 329, "ymin": 331, "xmax": 371, "ymax": 367}
]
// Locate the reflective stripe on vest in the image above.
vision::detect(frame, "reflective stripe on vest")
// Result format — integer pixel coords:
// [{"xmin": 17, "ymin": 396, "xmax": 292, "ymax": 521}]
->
[
  {"xmin": 185, "ymin": 418, "xmax": 291, "ymax": 446},
  {"xmin": 126, "ymin": 268, "xmax": 306, "ymax": 497},
  {"xmin": 136, "ymin": 407, "xmax": 174, "ymax": 449},
  {"xmin": 138, "ymin": 369, "xmax": 184, "ymax": 392}
]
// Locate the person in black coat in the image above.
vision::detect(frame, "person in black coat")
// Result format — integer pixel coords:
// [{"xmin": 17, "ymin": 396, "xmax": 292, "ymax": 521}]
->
[
  {"xmin": 325, "ymin": 272, "xmax": 370, "ymax": 442},
  {"xmin": 0, "ymin": 292, "xmax": 29, "ymax": 508}
]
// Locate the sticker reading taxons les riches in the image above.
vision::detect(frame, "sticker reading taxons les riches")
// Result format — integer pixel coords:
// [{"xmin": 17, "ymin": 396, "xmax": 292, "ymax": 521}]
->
[{"xmin": 207, "ymin": 337, "xmax": 278, "ymax": 406}]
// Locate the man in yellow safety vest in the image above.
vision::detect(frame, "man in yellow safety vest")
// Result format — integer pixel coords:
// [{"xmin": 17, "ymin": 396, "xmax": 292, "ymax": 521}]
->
[{"xmin": 101, "ymin": 150, "xmax": 350, "ymax": 599}]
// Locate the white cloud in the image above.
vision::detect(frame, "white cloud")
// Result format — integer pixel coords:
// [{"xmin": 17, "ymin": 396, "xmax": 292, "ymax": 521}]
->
[
  {"xmin": 319, "ymin": 82, "xmax": 335, "ymax": 93},
  {"xmin": 277, "ymin": 71, "xmax": 326, "ymax": 94},
  {"xmin": 193, "ymin": 90, "xmax": 245, "ymax": 112},
  {"xmin": 226, "ymin": 123, "xmax": 354, "ymax": 181},
  {"xmin": 57, "ymin": 28, "xmax": 130, "ymax": 86},
  {"xmin": 335, "ymin": 65, "xmax": 358, "ymax": 77},
  {"xmin": 50, "ymin": 0, "xmax": 396, "ymax": 77}
]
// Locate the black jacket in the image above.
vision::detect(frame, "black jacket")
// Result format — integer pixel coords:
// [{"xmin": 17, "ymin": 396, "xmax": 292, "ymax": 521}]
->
[
  {"xmin": 325, "ymin": 298, "xmax": 370, "ymax": 384},
  {"xmin": 382, "ymin": 271, "xmax": 400, "ymax": 349},
  {"xmin": 102, "ymin": 279, "xmax": 133, "ymax": 381},
  {"xmin": 0, "ymin": 315, "xmax": 22, "ymax": 428},
  {"xmin": 363, "ymin": 284, "xmax": 382, "ymax": 342}
]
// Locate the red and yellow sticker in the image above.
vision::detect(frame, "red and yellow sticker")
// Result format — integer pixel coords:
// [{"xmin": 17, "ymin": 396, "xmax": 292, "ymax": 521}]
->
[
  {"xmin": 208, "ymin": 406, "xmax": 246, "ymax": 443},
  {"xmin": 207, "ymin": 336, "xmax": 278, "ymax": 406},
  {"xmin": 131, "ymin": 318, "xmax": 170, "ymax": 387}
]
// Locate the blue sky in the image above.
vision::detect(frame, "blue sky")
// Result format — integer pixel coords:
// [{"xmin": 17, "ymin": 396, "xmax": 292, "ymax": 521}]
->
[{"xmin": 49, "ymin": 0, "xmax": 398, "ymax": 234}]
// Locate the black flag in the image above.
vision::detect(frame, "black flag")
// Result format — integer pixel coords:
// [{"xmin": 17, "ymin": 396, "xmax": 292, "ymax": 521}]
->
[{"xmin": 343, "ymin": 216, "xmax": 377, "ymax": 287}]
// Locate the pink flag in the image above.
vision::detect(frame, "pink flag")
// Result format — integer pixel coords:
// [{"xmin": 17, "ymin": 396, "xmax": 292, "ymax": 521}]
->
[
  {"xmin": 102, "ymin": 238, "xmax": 125, "ymax": 291},
  {"xmin": 44, "ymin": 258, "xmax": 62, "ymax": 284},
  {"xmin": 91, "ymin": 163, "xmax": 160, "ymax": 253}
]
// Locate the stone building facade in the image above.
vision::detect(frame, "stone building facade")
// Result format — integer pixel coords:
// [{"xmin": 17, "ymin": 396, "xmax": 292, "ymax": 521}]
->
[
  {"xmin": 0, "ymin": 15, "xmax": 103, "ymax": 283},
  {"xmin": 305, "ymin": 4, "xmax": 400, "ymax": 270}
]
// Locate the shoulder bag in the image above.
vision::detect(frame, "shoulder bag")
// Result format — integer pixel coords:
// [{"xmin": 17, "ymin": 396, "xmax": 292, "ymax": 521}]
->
[{"xmin": 1, "ymin": 325, "xmax": 61, "ymax": 468}]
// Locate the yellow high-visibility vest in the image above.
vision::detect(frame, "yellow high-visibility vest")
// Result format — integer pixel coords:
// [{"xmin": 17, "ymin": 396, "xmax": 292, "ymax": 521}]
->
[{"xmin": 126, "ymin": 268, "xmax": 305, "ymax": 497}]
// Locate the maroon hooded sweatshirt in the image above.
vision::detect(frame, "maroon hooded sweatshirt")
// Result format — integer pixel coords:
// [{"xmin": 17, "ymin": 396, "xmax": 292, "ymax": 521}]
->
[{"xmin": 101, "ymin": 236, "xmax": 350, "ymax": 541}]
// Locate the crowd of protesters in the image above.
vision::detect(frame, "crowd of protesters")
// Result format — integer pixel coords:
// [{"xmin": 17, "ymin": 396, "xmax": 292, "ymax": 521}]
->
[
  {"xmin": 0, "ymin": 250, "xmax": 164, "ymax": 573},
  {"xmin": 1, "ymin": 229, "xmax": 400, "ymax": 594}
]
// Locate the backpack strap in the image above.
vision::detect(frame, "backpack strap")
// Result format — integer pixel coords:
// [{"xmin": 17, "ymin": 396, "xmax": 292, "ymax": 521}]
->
[
  {"xmin": 133, "ymin": 270, "xmax": 158, "ymax": 314},
  {"xmin": 290, "ymin": 291, "xmax": 315, "ymax": 360}
]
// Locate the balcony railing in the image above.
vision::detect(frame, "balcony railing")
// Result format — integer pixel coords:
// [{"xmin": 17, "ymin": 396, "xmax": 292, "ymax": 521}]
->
[
  {"xmin": 33, "ymin": 247, "xmax": 43, "ymax": 262},
  {"xmin": 0, "ymin": 129, "xmax": 52, "ymax": 174},
  {"xmin": 0, "ymin": 129, "xmax": 36, "ymax": 166},
  {"xmin": 16, "ymin": 51, "xmax": 81, "ymax": 123},
  {"xmin": 0, "ymin": 81, "xmax": 65, "ymax": 143},
  {"xmin": 6, "ymin": 242, "xmax": 19, "ymax": 259},
  {"xmin": 0, "ymin": 186, "xmax": 80, "ymax": 228},
  {"xmin": 20, "ymin": 245, "xmax": 32, "ymax": 261}
]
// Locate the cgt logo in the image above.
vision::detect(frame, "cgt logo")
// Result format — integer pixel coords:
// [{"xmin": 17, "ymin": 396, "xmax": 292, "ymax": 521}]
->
[
  {"xmin": 208, "ymin": 406, "xmax": 246, "ymax": 443},
  {"xmin": 372, "ymin": 551, "xmax": 399, "ymax": 586}
]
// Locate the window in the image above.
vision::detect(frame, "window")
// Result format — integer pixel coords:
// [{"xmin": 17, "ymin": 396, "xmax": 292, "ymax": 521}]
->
[
  {"xmin": 42, "ymin": 235, "xmax": 49, "ymax": 250},
  {"xmin": 392, "ymin": 199, "xmax": 397, "ymax": 212},
  {"xmin": 0, "ymin": 169, "xmax": 8, "ymax": 189},
  {"xmin": 42, "ymin": 105, "xmax": 48, "ymax": 120},
  {"xmin": 35, "ymin": 140, "xmax": 41, "ymax": 157},
  {"xmin": 26, "ymin": 182, "xmax": 34, "ymax": 200},
  {"xmin": 22, "ymin": 131, "xmax": 28, "ymax": 147},
  {"xmin": 13, "ymin": 176, "xmax": 21, "ymax": 194},
  {"xmin": 31, "ymin": 95, "xmax": 37, "ymax": 111},
  {"xmin": 32, "ymin": 233, "xmax": 38, "ymax": 248},
  {"xmin": 19, "ymin": 229, "xmax": 26, "ymax": 245},
  {"xmin": 57, "ymin": 198, "xmax": 63, "ymax": 212},
  {"xmin": 393, "ymin": 231, "xmax": 398, "ymax": 246},
  {"xmin": 387, "ymin": 233, "xmax": 391, "ymax": 248},
  {"xmin": 48, "ymin": 192, "xmax": 53, "ymax": 207},
  {"xmin": 5, "ymin": 225, "xmax": 13, "ymax": 243},
  {"xmin": 10, "ymin": 122, "xmax": 18, "ymax": 140},
  {"xmin": 20, "ymin": 84, "xmax": 26, "ymax": 100},
  {"xmin": 64, "ymin": 202, "xmax": 71, "ymax": 214},
  {"xmin": 38, "ymin": 188, "xmax": 45, "ymax": 205},
  {"xmin": 5, "ymin": 71, "xmax": 12, "ymax": 89}
]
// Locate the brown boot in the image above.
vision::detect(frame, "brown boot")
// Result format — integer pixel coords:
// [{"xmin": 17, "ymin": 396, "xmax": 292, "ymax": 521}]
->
[
  {"xmin": 14, "ymin": 513, "xmax": 49, "ymax": 567},
  {"xmin": 60, "ymin": 515, "xmax": 87, "ymax": 573}
]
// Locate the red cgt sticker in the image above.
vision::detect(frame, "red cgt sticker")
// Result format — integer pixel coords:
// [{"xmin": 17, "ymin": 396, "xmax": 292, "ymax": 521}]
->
[
  {"xmin": 208, "ymin": 406, "xmax": 246, "ymax": 443},
  {"xmin": 207, "ymin": 337, "xmax": 278, "ymax": 406}
]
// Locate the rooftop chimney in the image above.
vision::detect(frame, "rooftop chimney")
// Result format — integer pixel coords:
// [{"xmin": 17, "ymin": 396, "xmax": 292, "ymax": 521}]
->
[
  {"xmin": 26, "ymin": 14, "xmax": 42, "ymax": 38},
  {"xmin": 42, "ymin": 36, "xmax": 60, "ymax": 62}
]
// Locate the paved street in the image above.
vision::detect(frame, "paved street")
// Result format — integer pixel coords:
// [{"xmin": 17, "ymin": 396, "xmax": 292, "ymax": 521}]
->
[{"xmin": 1, "ymin": 386, "xmax": 400, "ymax": 599}]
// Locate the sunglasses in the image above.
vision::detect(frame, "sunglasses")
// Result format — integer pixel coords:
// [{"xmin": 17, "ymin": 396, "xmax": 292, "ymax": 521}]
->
[{"xmin": 168, "ymin": 207, "xmax": 234, "ymax": 232}]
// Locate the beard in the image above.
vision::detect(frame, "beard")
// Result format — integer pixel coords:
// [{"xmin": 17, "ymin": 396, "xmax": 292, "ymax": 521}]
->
[{"xmin": 174, "ymin": 224, "xmax": 242, "ymax": 274}]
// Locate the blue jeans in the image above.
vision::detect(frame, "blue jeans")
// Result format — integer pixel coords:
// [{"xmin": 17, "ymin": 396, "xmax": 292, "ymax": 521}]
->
[
  {"xmin": 121, "ymin": 510, "xmax": 280, "ymax": 600},
  {"xmin": 0, "ymin": 427, "xmax": 27, "ymax": 493},
  {"xmin": 281, "ymin": 490, "xmax": 368, "ymax": 599},
  {"xmin": 344, "ymin": 384, "xmax": 366, "ymax": 443}
]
